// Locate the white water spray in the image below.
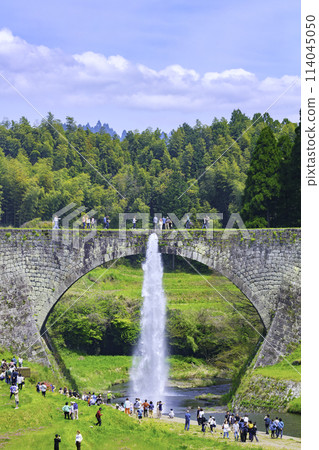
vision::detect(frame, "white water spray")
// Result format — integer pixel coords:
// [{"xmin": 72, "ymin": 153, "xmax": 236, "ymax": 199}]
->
[{"xmin": 130, "ymin": 233, "xmax": 168, "ymax": 401}]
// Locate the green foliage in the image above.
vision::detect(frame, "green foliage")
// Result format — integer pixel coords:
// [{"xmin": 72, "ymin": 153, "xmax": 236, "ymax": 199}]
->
[
  {"xmin": 0, "ymin": 371, "xmax": 260, "ymax": 449},
  {"xmin": 47, "ymin": 258, "xmax": 264, "ymax": 378},
  {"xmin": 254, "ymin": 345, "xmax": 301, "ymax": 382},
  {"xmin": 0, "ymin": 111, "xmax": 298, "ymax": 228},
  {"xmin": 287, "ymin": 396, "xmax": 301, "ymax": 414}
]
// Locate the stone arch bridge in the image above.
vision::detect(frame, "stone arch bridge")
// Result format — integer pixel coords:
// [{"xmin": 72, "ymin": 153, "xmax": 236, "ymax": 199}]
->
[{"xmin": 0, "ymin": 228, "xmax": 300, "ymax": 367}]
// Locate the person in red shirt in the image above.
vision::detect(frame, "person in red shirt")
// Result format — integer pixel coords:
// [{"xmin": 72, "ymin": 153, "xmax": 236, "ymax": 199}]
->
[
  {"xmin": 95, "ymin": 407, "xmax": 102, "ymax": 426},
  {"xmin": 142, "ymin": 399, "xmax": 150, "ymax": 417}
]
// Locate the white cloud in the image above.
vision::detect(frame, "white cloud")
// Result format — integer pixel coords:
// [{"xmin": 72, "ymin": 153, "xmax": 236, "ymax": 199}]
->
[{"xmin": 0, "ymin": 28, "xmax": 300, "ymax": 125}]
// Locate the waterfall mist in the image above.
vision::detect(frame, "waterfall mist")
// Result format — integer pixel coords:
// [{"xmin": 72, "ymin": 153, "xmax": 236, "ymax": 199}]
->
[{"xmin": 130, "ymin": 233, "xmax": 168, "ymax": 401}]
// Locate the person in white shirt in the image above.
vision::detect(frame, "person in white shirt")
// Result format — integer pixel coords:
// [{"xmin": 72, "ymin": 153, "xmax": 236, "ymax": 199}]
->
[
  {"xmin": 41, "ymin": 383, "xmax": 47, "ymax": 397},
  {"xmin": 233, "ymin": 421, "xmax": 239, "ymax": 441},
  {"xmin": 124, "ymin": 398, "xmax": 131, "ymax": 414},
  {"xmin": 208, "ymin": 416, "xmax": 217, "ymax": 433},
  {"xmin": 168, "ymin": 409, "xmax": 174, "ymax": 419},
  {"xmin": 18, "ymin": 357, "xmax": 23, "ymax": 368},
  {"xmin": 17, "ymin": 374, "xmax": 24, "ymax": 390},
  {"xmin": 75, "ymin": 431, "xmax": 83, "ymax": 449},
  {"xmin": 222, "ymin": 420, "xmax": 230, "ymax": 439},
  {"xmin": 153, "ymin": 216, "xmax": 158, "ymax": 229}
]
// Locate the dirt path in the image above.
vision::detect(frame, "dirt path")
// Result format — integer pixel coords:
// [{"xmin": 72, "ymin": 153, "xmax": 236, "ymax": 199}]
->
[{"xmin": 160, "ymin": 416, "xmax": 301, "ymax": 450}]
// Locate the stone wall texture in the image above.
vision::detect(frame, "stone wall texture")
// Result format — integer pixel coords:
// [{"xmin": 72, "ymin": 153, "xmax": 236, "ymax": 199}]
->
[{"xmin": 0, "ymin": 228, "xmax": 301, "ymax": 365}]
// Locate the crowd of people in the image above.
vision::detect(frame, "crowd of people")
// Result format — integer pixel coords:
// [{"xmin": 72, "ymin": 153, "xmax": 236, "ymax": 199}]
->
[
  {"xmin": 1, "ymin": 356, "xmax": 25, "ymax": 409},
  {"xmin": 184, "ymin": 408, "xmax": 285, "ymax": 442},
  {"xmin": 2, "ymin": 355, "xmax": 287, "ymax": 447},
  {"xmin": 53, "ymin": 213, "xmax": 213, "ymax": 231}
]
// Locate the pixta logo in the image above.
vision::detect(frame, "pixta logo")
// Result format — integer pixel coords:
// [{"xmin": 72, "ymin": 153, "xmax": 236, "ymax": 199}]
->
[
  {"xmin": 118, "ymin": 212, "xmax": 250, "ymax": 240},
  {"xmin": 52, "ymin": 203, "xmax": 97, "ymax": 249}
]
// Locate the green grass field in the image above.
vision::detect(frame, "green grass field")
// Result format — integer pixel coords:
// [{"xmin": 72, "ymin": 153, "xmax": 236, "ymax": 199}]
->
[
  {"xmin": 0, "ymin": 370, "xmax": 263, "ymax": 450},
  {"xmin": 47, "ymin": 260, "xmax": 264, "ymax": 388},
  {"xmin": 254, "ymin": 346, "xmax": 301, "ymax": 382},
  {"xmin": 57, "ymin": 350, "xmax": 221, "ymax": 393}
]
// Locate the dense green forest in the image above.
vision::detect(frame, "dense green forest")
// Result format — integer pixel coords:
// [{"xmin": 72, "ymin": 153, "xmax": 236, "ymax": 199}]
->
[{"xmin": 0, "ymin": 110, "xmax": 300, "ymax": 228}]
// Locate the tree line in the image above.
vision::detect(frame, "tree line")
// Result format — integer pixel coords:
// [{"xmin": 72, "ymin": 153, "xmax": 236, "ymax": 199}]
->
[{"xmin": 0, "ymin": 110, "xmax": 300, "ymax": 229}]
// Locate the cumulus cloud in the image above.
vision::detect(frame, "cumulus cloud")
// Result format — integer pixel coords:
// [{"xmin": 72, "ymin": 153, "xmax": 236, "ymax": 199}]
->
[{"xmin": 0, "ymin": 28, "xmax": 300, "ymax": 123}]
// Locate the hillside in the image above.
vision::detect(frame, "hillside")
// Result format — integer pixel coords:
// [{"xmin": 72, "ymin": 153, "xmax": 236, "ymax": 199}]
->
[{"xmin": 46, "ymin": 256, "xmax": 264, "ymax": 387}]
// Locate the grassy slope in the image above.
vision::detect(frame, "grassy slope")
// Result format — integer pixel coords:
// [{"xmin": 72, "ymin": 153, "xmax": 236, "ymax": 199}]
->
[
  {"xmin": 48, "ymin": 261, "xmax": 264, "ymax": 385},
  {"xmin": 231, "ymin": 346, "xmax": 301, "ymax": 413},
  {"xmin": 58, "ymin": 351, "xmax": 220, "ymax": 393},
  {"xmin": 253, "ymin": 346, "xmax": 301, "ymax": 382},
  {"xmin": 0, "ymin": 369, "xmax": 262, "ymax": 450}
]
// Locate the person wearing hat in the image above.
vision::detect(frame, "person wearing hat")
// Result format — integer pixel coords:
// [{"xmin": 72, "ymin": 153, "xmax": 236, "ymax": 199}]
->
[
  {"xmin": 208, "ymin": 416, "xmax": 217, "ymax": 433},
  {"xmin": 106, "ymin": 391, "xmax": 112, "ymax": 404},
  {"xmin": 73, "ymin": 400, "xmax": 79, "ymax": 420}
]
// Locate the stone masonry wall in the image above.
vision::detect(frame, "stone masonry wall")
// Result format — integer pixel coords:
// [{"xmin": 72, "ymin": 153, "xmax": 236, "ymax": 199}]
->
[{"xmin": 0, "ymin": 228, "xmax": 300, "ymax": 365}]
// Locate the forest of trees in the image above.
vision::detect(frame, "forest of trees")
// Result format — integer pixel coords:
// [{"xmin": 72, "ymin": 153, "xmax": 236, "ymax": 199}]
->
[{"xmin": 0, "ymin": 110, "xmax": 300, "ymax": 229}]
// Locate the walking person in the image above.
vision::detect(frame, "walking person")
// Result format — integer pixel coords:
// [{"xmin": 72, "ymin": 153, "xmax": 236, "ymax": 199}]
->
[
  {"xmin": 270, "ymin": 420, "xmax": 277, "ymax": 438},
  {"xmin": 208, "ymin": 416, "xmax": 217, "ymax": 434},
  {"xmin": 41, "ymin": 383, "xmax": 47, "ymax": 397},
  {"xmin": 277, "ymin": 418, "xmax": 284, "ymax": 439},
  {"xmin": 233, "ymin": 420, "xmax": 239, "ymax": 441},
  {"xmin": 132, "ymin": 217, "xmax": 137, "ymax": 229},
  {"xmin": 95, "ymin": 407, "xmax": 102, "ymax": 426},
  {"xmin": 198, "ymin": 408, "xmax": 204, "ymax": 425},
  {"xmin": 10, "ymin": 383, "xmax": 18, "ymax": 399},
  {"xmin": 264, "ymin": 414, "xmax": 271, "ymax": 434},
  {"xmin": 222, "ymin": 420, "xmax": 230, "ymax": 439},
  {"xmin": 196, "ymin": 406, "xmax": 201, "ymax": 425},
  {"xmin": 251, "ymin": 422, "xmax": 259, "ymax": 442},
  {"xmin": 14, "ymin": 390, "xmax": 19, "ymax": 409},
  {"xmin": 75, "ymin": 431, "xmax": 83, "ymax": 449},
  {"xmin": 184, "ymin": 410, "xmax": 191, "ymax": 431},
  {"xmin": 53, "ymin": 215, "xmax": 59, "ymax": 229},
  {"xmin": 17, "ymin": 373, "xmax": 24, "ymax": 390}
]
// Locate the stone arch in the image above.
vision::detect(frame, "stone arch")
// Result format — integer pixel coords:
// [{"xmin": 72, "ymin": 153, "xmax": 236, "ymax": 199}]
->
[{"xmin": 0, "ymin": 228, "xmax": 301, "ymax": 365}]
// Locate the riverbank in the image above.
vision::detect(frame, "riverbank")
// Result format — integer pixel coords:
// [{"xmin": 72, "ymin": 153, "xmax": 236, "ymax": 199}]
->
[
  {"xmin": 159, "ymin": 415, "xmax": 301, "ymax": 450},
  {"xmin": 232, "ymin": 345, "xmax": 301, "ymax": 414}
]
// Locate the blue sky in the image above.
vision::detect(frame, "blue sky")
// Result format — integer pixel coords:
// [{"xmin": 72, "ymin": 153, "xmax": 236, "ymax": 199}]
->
[{"xmin": 0, "ymin": 0, "xmax": 300, "ymax": 132}]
